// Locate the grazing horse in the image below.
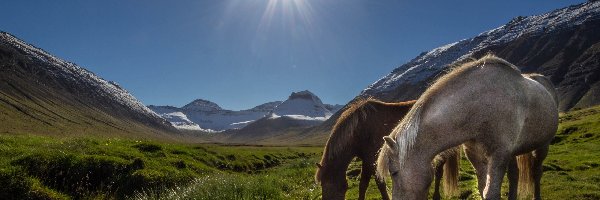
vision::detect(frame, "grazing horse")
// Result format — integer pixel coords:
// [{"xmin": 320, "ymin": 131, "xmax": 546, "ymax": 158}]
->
[
  {"xmin": 464, "ymin": 73, "xmax": 559, "ymax": 200},
  {"xmin": 315, "ymin": 98, "xmax": 460, "ymax": 200},
  {"xmin": 376, "ymin": 55, "xmax": 558, "ymax": 200}
]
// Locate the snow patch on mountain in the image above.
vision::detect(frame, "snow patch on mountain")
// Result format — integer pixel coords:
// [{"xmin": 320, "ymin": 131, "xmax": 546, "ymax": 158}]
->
[
  {"xmin": 160, "ymin": 112, "xmax": 204, "ymax": 131},
  {"xmin": 268, "ymin": 113, "xmax": 328, "ymax": 121},
  {"xmin": 147, "ymin": 105, "xmax": 218, "ymax": 132}
]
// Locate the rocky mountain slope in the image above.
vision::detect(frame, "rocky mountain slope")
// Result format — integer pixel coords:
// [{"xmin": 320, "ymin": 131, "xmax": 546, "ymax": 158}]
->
[
  {"xmin": 362, "ymin": 1, "xmax": 600, "ymax": 111},
  {"xmin": 0, "ymin": 31, "xmax": 176, "ymax": 139},
  {"xmin": 149, "ymin": 90, "xmax": 341, "ymax": 132},
  {"xmin": 302, "ymin": 1, "xmax": 600, "ymax": 144}
]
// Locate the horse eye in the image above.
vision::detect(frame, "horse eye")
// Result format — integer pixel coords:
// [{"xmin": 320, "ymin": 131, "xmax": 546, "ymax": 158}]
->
[{"xmin": 391, "ymin": 171, "xmax": 399, "ymax": 176}]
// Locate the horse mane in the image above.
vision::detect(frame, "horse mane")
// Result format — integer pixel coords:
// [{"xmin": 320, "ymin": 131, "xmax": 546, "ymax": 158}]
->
[
  {"xmin": 427, "ymin": 54, "xmax": 521, "ymax": 96},
  {"xmin": 376, "ymin": 102, "xmax": 423, "ymax": 178},
  {"xmin": 316, "ymin": 97, "xmax": 377, "ymax": 182},
  {"xmin": 376, "ymin": 55, "xmax": 521, "ymax": 177},
  {"xmin": 376, "ymin": 139, "xmax": 393, "ymax": 178}
]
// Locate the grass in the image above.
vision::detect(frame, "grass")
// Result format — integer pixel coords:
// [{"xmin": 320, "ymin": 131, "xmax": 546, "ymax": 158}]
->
[
  {"xmin": 0, "ymin": 134, "xmax": 320, "ymax": 199},
  {"xmin": 1, "ymin": 105, "xmax": 600, "ymax": 199}
]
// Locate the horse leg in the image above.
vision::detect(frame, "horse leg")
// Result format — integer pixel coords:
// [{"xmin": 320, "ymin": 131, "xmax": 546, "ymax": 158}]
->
[
  {"xmin": 432, "ymin": 160, "xmax": 445, "ymax": 200},
  {"xmin": 482, "ymin": 154, "xmax": 510, "ymax": 200},
  {"xmin": 374, "ymin": 173, "xmax": 390, "ymax": 200},
  {"xmin": 507, "ymin": 156, "xmax": 519, "ymax": 200},
  {"xmin": 358, "ymin": 161, "xmax": 373, "ymax": 200},
  {"xmin": 464, "ymin": 144, "xmax": 488, "ymax": 198},
  {"xmin": 532, "ymin": 145, "xmax": 549, "ymax": 200}
]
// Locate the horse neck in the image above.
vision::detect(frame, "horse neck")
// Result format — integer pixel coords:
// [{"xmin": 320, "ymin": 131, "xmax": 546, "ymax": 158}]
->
[
  {"xmin": 372, "ymin": 101, "xmax": 413, "ymax": 124},
  {"xmin": 320, "ymin": 146, "xmax": 355, "ymax": 178}
]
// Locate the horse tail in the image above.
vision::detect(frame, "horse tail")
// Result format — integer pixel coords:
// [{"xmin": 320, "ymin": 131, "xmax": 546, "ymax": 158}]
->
[
  {"xmin": 517, "ymin": 152, "xmax": 534, "ymax": 198},
  {"xmin": 443, "ymin": 146, "xmax": 460, "ymax": 197}
]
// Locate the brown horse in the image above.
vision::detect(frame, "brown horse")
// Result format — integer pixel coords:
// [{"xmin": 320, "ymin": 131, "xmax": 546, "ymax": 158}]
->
[
  {"xmin": 315, "ymin": 98, "xmax": 460, "ymax": 200},
  {"xmin": 377, "ymin": 55, "xmax": 558, "ymax": 200}
]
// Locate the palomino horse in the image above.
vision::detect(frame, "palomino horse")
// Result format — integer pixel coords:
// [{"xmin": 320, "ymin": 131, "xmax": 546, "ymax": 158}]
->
[
  {"xmin": 376, "ymin": 55, "xmax": 558, "ymax": 200},
  {"xmin": 315, "ymin": 98, "xmax": 460, "ymax": 200}
]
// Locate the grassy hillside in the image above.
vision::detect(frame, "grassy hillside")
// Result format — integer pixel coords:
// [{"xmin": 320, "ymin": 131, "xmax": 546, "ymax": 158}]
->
[
  {"xmin": 541, "ymin": 105, "xmax": 600, "ymax": 199},
  {"xmin": 1, "ymin": 105, "xmax": 600, "ymax": 199},
  {"xmin": 1, "ymin": 33, "xmax": 178, "ymax": 141}
]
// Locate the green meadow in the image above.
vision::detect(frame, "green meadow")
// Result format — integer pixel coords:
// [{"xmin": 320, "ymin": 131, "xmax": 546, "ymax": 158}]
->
[{"xmin": 1, "ymin": 105, "xmax": 600, "ymax": 199}]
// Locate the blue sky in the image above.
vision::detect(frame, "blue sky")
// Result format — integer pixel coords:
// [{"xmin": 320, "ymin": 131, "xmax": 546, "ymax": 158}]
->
[{"xmin": 0, "ymin": 0, "xmax": 584, "ymax": 110}]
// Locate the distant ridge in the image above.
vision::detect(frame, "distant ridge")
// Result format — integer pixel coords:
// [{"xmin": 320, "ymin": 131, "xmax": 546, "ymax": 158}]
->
[{"xmin": 149, "ymin": 90, "xmax": 342, "ymax": 132}]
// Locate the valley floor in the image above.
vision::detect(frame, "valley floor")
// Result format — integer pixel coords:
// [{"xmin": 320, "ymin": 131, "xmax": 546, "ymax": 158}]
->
[{"xmin": 1, "ymin": 105, "xmax": 600, "ymax": 199}]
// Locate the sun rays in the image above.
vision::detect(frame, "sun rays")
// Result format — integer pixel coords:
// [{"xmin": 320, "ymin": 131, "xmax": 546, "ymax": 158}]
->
[{"xmin": 257, "ymin": 0, "xmax": 317, "ymax": 34}]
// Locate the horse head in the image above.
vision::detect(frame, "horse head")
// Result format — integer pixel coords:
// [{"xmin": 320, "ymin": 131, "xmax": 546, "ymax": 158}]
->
[{"xmin": 315, "ymin": 162, "xmax": 348, "ymax": 200}]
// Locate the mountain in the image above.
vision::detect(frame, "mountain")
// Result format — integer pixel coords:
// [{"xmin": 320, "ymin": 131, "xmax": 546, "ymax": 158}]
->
[
  {"xmin": 150, "ymin": 90, "xmax": 342, "ymax": 133},
  {"xmin": 182, "ymin": 99, "xmax": 223, "ymax": 112},
  {"xmin": 222, "ymin": 90, "xmax": 338, "ymax": 143},
  {"xmin": 303, "ymin": 1, "xmax": 600, "ymax": 144},
  {"xmin": 150, "ymin": 100, "xmax": 283, "ymax": 131},
  {"xmin": 324, "ymin": 104, "xmax": 344, "ymax": 113},
  {"xmin": 0, "ymin": 31, "xmax": 176, "ymax": 139},
  {"xmin": 269, "ymin": 90, "xmax": 334, "ymax": 121},
  {"xmin": 362, "ymin": 1, "xmax": 600, "ymax": 111}
]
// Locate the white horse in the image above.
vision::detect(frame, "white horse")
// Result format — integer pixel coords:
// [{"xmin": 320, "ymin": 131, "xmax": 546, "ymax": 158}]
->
[{"xmin": 376, "ymin": 55, "xmax": 558, "ymax": 200}]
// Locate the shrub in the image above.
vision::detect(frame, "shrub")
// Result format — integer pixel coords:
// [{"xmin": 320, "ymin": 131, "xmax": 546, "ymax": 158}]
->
[
  {"xmin": 0, "ymin": 168, "xmax": 68, "ymax": 200},
  {"xmin": 132, "ymin": 143, "xmax": 162, "ymax": 153},
  {"xmin": 12, "ymin": 153, "xmax": 130, "ymax": 198}
]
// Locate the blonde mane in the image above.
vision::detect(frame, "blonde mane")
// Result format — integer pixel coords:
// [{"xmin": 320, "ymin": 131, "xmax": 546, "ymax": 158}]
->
[
  {"xmin": 426, "ymin": 54, "xmax": 521, "ymax": 97},
  {"xmin": 376, "ymin": 55, "xmax": 521, "ymax": 177}
]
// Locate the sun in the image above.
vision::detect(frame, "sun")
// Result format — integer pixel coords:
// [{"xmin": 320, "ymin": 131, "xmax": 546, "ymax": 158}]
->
[{"xmin": 258, "ymin": 0, "xmax": 316, "ymax": 32}]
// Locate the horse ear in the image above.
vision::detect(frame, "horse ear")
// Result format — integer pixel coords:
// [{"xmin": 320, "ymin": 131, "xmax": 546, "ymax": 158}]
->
[
  {"xmin": 383, "ymin": 136, "xmax": 397, "ymax": 149},
  {"xmin": 316, "ymin": 163, "xmax": 322, "ymax": 168}
]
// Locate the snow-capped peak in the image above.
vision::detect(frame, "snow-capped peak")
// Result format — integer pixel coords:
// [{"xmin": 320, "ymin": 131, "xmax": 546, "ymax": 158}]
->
[
  {"xmin": 270, "ymin": 90, "xmax": 332, "ymax": 120},
  {"xmin": 182, "ymin": 99, "xmax": 223, "ymax": 112}
]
